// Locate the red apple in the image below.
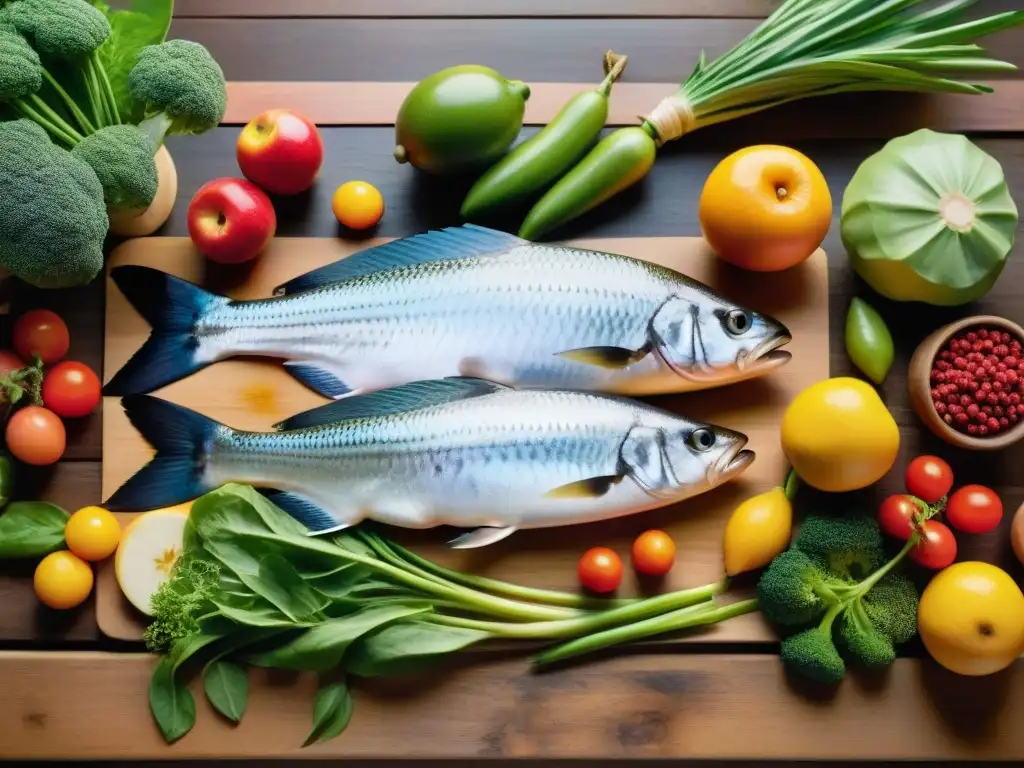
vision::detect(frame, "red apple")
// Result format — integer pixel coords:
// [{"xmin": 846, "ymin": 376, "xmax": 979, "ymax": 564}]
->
[
  {"xmin": 187, "ymin": 178, "xmax": 277, "ymax": 264},
  {"xmin": 237, "ymin": 109, "xmax": 324, "ymax": 195}
]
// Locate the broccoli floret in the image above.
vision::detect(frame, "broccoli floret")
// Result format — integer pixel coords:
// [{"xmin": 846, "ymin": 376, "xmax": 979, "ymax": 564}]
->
[
  {"xmin": 794, "ymin": 514, "xmax": 885, "ymax": 580},
  {"xmin": 757, "ymin": 549, "xmax": 842, "ymax": 627},
  {"xmin": 0, "ymin": 22, "xmax": 40, "ymax": 100},
  {"xmin": 837, "ymin": 602, "xmax": 895, "ymax": 668},
  {"xmin": 128, "ymin": 40, "xmax": 226, "ymax": 144},
  {"xmin": 780, "ymin": 626, "xmax": 846, "ymax": 684},
  {"xmin": 0, "ymin": 119, "xmax": 107, "ymax": 288},
  {"xmin": 862, "ymin": 572, "xmax": 919, "ymax": 645},
  {"xmin": 71, "ymin": 124, "xmax": 158, "ymax": 210},
  {"xmin": 2, "ymin": 0, "xmax": 110, "ymax": 59},
  {"xmin": 144, "ymin": 556, "xmax": 221, "ymax": 653}
]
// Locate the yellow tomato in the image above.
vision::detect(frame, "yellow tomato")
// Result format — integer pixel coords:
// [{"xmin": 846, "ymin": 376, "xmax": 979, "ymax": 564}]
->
[
  {"xmin": 918, "ymin": 562, "xmax": 1024, "ymax": 676},
  {"xmin": 723, "ymin": 484, "xmax": 793, "ymax": 576},
  {"xmin": 34, "ymin": 551, "xmax": 94, "ymax": 610},
  {"xmin": 699, "ymin": 145, "xmax": 832, "ymax": 272},
  {"xmin": 332, "ymin": 181, "xmax": 384, "ymax": 230},
  {"xmin": 780, "ymin": 377, "xmax": 898, "ymax": 492},
  {"xmin": 65, "ymin": 505, "xmax": 122, "ymax": 562}
]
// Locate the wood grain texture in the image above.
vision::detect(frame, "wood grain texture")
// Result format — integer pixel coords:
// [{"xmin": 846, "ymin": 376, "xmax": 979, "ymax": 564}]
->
[
  {"xmin": 223, "ymin": 80, "xmax": 1024, "ymax": 133},
  {"xmin": 3, "ymin": 650, "xmax": 1024, "ymax": 759},
  {"xmin": 170, "ymin": 18, "xmax": 1024, "ymax": 83},
  {"xmin": 97, "ymin": 236, "xmax": 828, "ymax": 641}
]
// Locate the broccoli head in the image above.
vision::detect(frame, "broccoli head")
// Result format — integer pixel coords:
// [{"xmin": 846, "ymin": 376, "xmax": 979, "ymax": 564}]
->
[
  {"xmin": 2, "ymin": 0, "xmax": 110, "ymax": 59},
  {"xmin": 780, "ymin": 627, "xmax": 846, "ymax": 685},
  {"xmin": 862, "ymin": 572, "xmax": 919, "ymax": 645},
  {"xmin": 794, "ymin": 514, "xmax": 885, "ymax": 580},
  {"xmin": 837, "ymin": 602, "xmax": 895, "ymax": 668},
  {"xmin": 128, "ymin": 40, "xmax": 227, "ymax": 142},
  {"xmin": 71, "ymin": 124, "xmax": 158, "ymax": 210},
  {"xmin": 0, "ymin": 22, "xmax": 40, "ymax": 100},
  {"xmin": 0, "ymin": 119, "xmax": 107, "ymax": 288},
  {"xmin": 757, "ymin": 549, "xmax": 842, "ymax": 627}
]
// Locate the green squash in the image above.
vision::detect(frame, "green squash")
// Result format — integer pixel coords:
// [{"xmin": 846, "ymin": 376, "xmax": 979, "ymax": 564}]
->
[
  {"xmin": 394, "ymin": 65, "xmax": 530, "ymax": 175},
  {"xmin": 842, "ymin": 129, "xmax": 1019, "ymax": 306}
]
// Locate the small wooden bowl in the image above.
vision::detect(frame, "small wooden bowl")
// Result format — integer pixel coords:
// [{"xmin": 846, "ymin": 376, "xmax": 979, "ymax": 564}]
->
[{"xmin": 908, "ymin": 315, "xmax": 1024, "ymax": 451}]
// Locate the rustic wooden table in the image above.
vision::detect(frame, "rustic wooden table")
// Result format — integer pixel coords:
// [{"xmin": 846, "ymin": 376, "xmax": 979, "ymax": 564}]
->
[{"xmin": 4, "ymin": 0, "xmax": 1024, "ymax": 761}]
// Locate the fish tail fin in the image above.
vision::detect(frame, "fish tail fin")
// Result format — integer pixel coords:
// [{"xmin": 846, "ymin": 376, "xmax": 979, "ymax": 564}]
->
[
  {"xmin": 103, "ymin": 266, "xmax": 225, "ymax": 395},
  {"xmin": 105, "ymin": 395, "xmax": 220, "ymax": 511}
]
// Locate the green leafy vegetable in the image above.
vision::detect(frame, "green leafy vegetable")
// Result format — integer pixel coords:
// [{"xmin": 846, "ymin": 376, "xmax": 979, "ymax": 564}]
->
[
  {"xmin": 0, "ymin": 500, "xmax": 68, "ymax": 559},
  {"xmin": 203, "ymin": 660, "xmax": 248, "ymax": 724},
  {"xmin": 149, "ymin": 656, "xmax": 196, "ymax": 744},
  {"xmin": 304, "ymin": 680, "xmax": 354, "ymax": 748},
  {"xmin": 346, "ymin": 621, "xmax": 492, "ymax": 679}
]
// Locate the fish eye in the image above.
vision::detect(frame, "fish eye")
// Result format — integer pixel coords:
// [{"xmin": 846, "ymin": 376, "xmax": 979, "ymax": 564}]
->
[
  {"xmin": 723, "ymin": 309, "xmax": 752, "ymax": 336},
  {"xmin": 688, "ymin": 428, "xmax": 715, "ymax": 452}
]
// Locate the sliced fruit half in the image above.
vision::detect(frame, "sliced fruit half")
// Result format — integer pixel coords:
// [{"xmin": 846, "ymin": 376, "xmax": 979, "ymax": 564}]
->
[{"xmin": 114, "ymin": 503, "xmax": 191, "ymax": 616}]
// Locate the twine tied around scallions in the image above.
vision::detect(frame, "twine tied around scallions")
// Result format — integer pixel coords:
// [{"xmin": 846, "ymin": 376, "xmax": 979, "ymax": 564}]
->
[{"xmin": 518, "ymin": 0, "xmax": 1024, "ymax": 240}]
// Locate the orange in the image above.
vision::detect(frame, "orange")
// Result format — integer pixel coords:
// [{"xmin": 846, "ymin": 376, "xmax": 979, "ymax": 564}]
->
[
  {"xmin": 34, "ymin": 551, "xmax": 93, "ymax": 610},
  {"xmin": 332, "ymin": 181, "xmax": 384, "ymax": 230},
  {"xmin": 699, "ymin": 145, "xmax": 832, "ymax": 272},
  {"xmin": 65, "ymin": 506, "xmax": 122, "ymax": 562}
]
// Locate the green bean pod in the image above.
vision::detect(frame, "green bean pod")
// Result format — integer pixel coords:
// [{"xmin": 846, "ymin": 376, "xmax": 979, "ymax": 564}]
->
[
  {"xmin": 518, "ymin": 125, "xmax": 657, "ymax": 241},
  {"xmin": 460, "ymin": 56, "xmax": 627, "ymax": 220}
]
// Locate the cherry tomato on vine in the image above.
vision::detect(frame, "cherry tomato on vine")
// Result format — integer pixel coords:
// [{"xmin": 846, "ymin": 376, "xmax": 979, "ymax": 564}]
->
[
  {"xmin": 0, "ymin": 350, "xmax": 24, "ymax": 378},
  {"xmin": 631, "ymin": 530, "xmax": 676, "ymax": 576},
  {"xmin": 42, "ymin": 361, "xmax": 101, "ymax": 418},
  {"xmin": 904, "ymin": 455, "xmax": 954, "ymax": 504},
  {"xmin": 909, "ymin": 520, "xmax": 957, "ymax": 570},
  {"xmin": 578, "ymin": 547, "xmax": 623, "ymax": 593},
  {"xmin": 5, "ymin": 406, "xmax": 65, "ymax": 466},
  {"xmin": 945, "ymin": 485, "xmax": 1003, "ymax": 535},
  {"xmin": 13, "ymin": 310, "xmax": 69, "ymax": 365},
  {"xmin": 878, "ymin": 494, "xmax": 920, "ymax": 541}
]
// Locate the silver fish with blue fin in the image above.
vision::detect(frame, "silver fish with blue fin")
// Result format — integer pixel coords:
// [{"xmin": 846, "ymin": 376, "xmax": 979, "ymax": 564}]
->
[
  {"xmin": 103, "ymin": 224, "xmax": 792, "ymax": 399},
  {"xmin": 104, "ymin": 379, "xmax": 755, "ymax": 547}
]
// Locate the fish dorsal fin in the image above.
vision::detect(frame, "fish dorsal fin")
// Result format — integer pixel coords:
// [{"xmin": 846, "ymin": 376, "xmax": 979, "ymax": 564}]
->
[
  {"xmin": 275, "ymin": 224, "xmax": 524, "ymax": 295},
  {"xmin": 274, "ymin": 377, "xmax": 509, "ymax": 430}
]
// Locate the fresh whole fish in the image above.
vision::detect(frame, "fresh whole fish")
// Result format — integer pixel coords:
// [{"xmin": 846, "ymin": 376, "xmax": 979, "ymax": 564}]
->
[
  {"xmin": 103, "ymin": 224, "xmax": 792, "ymax": 399},
  {"xmin": 105, "ymin": 378, "xmax": 754, "ymax": 547}
]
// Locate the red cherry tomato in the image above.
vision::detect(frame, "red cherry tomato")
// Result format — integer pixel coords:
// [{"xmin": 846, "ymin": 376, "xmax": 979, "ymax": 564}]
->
[
  {"xmin": 909, "ymin": 520, "xmax": 957, "ymax": 570},
  {"xmin": 631, "ymin": 530, "xmax": 676, "ymax": 576},
  {"xmin": 42, "ymin": 361, "xmax": 101, "ymax": 418},
  {"xmin": 13, "ymin": 310, "xmax": 69, "ymax": 365},
  {"xmin": 945, "ymin": 484, "xmax": 1003, "ymax": 535},
  {"xmin": 0, "ymin": 349, "xmax": 25, "ymax": 378},
  {"xmin": 904, "ymin": 455, "xmax": 954, "ymax": 504},
  {"xmin": 5, "ymin": 406, "xmax": 66, "ymax": 466},
  {"xmin": 878, "ymin": 494, "xmax": 920, "ymax": 541},
  {"xmin": 577, "ymin": 547, "xmax": 623, "ymax": 593}
]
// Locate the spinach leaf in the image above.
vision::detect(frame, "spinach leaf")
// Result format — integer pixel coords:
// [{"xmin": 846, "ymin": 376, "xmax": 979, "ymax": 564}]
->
[
  {"xmin": 303, "ymin": 680, "xmax": 354, "ymax": 748},
  {"xmin": 308, "ymin": 562, "xmax": 374, "ymax": 599},
  {"xmin": 249, "ymin": 604, "xmax": 431, "ymax": 672},
  {"xmin": 346, "ymin": 621, "xmax": 491, "ymax": 678},
  {"xmin": 0, "ymin": 502, "xmax": 68, "ymax": 559},
  {"xmin": 149, "ymin": 656, "xmax": 196, "ymax": 745},
  {"xmin": 168, "ymin": 632, "xmax": 224, "ymax": 673},
  {"xmin": 203, "ymin": 660, "xmax": 248, "ymax": 723},
  {"xmin": 214, "ymin": 598, "xmax": 301, "ymax": 628}
]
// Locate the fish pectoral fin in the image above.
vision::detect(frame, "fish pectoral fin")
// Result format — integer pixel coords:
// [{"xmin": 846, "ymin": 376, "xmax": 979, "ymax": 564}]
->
[
  {"xmin": 283, "ymin": 361, "xmax": 353, "ymax": 400},
  {"xmin": 543, "ymin": 475, "xmax": 622, "ymax": 499},
  {"xmin": 449, "ymin": 526, "xmax": 518, "ymax": 549},
  {"xmin": 261, "ymin": 491, "xmax": 347, "ymax": 534},
  {"xmin": 556, "ymin": 345, "xmax": 650, "ymax": 370}
]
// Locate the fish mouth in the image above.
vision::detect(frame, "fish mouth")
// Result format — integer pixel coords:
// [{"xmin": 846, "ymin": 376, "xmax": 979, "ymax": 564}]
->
[
  {"xmin": 738, "ymin": 333, "xmax": 792, "ymax": 372},
  {"xmin": 711, "ymin": 439, "xmax": 755, "ymax": 485}
]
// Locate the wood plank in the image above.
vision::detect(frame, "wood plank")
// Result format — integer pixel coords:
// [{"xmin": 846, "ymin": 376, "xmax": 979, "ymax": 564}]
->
[
  {"xmin": 222, "ymin": 80, "xmax": 1024, "ymax": 133},
  {"xmin": 96, "ymin": 236, "xmax": 828, "ymax": 641},
  {"xmin": 171, "ymin": 18, "xmax": 1024, "ymax": 82},
  {"xmin": 3, "ymin": 651, "xmax": 1024, "ymax": 759}
]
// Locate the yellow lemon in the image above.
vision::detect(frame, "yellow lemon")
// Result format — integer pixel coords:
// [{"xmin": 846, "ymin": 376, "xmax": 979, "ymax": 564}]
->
[
  {"xmin": 780, "ymin": 377, "xmax": 898, "ymax": 492},
  {"xmin": 918, "ymin": 562, "xmax": 1024, "ymax": 676},
  {"xmin": 723, "ymin": 485, "xmax": 793, "ymax": 576},
  {"xmin": 115, "ymin": 504, "xmax": 191, "ymax": 616},
  {"xmin": 65, "ymin": 506, "xmax": 122, "ymax": 562},
  {"xmin": 34, "ymin": 551, "xmax": 94, "ymax": 610}
]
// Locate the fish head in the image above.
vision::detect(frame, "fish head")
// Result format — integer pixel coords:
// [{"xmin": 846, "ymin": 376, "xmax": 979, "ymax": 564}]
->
[
  {"xmin": 650, "ymin": 295, "xmax": 792, "ymax": 383},
  {"xmin": 620, "ymin": 421, "xmax": 754, "ymax": 499}
]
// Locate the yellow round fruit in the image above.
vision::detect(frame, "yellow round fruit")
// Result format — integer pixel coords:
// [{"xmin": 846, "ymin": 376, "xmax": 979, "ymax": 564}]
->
[
  {"xmin": 780, "ymin": 377, "xmax": 899, "ymax": 492},
  {"xmin": 723, "ymin": 485, "xmax": 793, "ymax": 577},
  {"xmin": 65, "ymin": 505, "xmax": 122, "ymax": 561},
  {"xmin": 918, "ymin": 562, "xmax": 1024, "ymax": 677},
  {"xmin": 332, "ymin": 181, "xmax": 384, "ymax": 230},
  {"xmin": 34, "ymin": 551, "xmax": 94, "ymax": 610}
]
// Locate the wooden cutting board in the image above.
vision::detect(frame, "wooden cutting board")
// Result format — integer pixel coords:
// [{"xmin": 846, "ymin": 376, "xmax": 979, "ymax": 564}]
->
[{"xmin": 98, "ymin": 236, "xmax": 829, "ymax": 641}]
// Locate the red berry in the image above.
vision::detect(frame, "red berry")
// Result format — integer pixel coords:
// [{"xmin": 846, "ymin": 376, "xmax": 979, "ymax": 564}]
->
[
  {"xmin": 978, "ymin": 424, "xmax": 989, "ymax": 435},
  {"xmin": 955, "ymin": 412, "xmax": 970, "ymax": 425},
  {"xmin": 988, "ymin": 392, "xmax": 1000, "ymax": 405},
  {"xmin": 988, "ymin": 417, "xmax": 1000, "ymax": 430},
  {"xmin": 1001, "ymin": 417, "xmax": 1010, "ymax": 429},
  {"xmin": 947, "ymin": 394, "xmax": 959, "ymax": 405},
  {"xmin": 982, "ymin": 404, "xmax": 993, "ymax": 415},
  {"xmin": 1007, "ymin": 371, "xmax": 1019, "ymax": 384},
  {"xmin": 949, "ymin": 404, "xmax": 963, "ymax": 415},
  {"xmin": 944, "ymin": 414, "xmax": 953, "ymax": 425},
  {"xmin": 981, "ymin": 381, "xmax": 993, "ymax": 392},
  {"xmin": 995, "ymin": 405, "xmax": 1005, "ymax": 417},
  {"xmin": 954, "ymin": 357, "xmax": 968, "ymax": 370},
  {"xmin": 968, "ymin": 424, "xmax": 979, "ymax": 435},
  {"xmin": 960, "ymin": 394, "xmax": 972, "ymax": 407},
  {"xmin": 979, "ymin": 329, "xmax": 989, "ymax": 340},
  {"xmin": 983, "ymin": 339, "xmax": 994, "ymax": 351},
  {"xmin": 1006, "ymin": 356, "xmax": 1019, "ymax": 368},
  {"xmin": 934, "ymin": 401, "xmax": 947, "ymax": 415},
  {"xmin": 1010, "ymin": 393, "xmax": 1021, "ymax": 406},
  {"xmin": 995, "ymin": 344, "xmax": 1009, "ymax": 357},
  {"xmin": 967, "ymin": 403, "xmax": 980, "ymax": 417},
  {"xmin": 967, "ymin": 332, "xmax": 978, "ymax": 343}
]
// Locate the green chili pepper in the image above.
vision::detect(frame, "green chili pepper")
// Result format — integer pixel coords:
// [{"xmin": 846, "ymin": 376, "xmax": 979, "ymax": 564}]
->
[
  {"xmin": 845, "ymin": 296, "xmax": 894, "ymax": 386},
  {"xmin": 461, "ymin": 52, "xmax": 628, "ymax": 220},
  {"xmin": 518, "ymin": 124, "xmax": 657, "ymax": 240},
  {"xmin": 0, "ymin": 454, "xmax": 12, "ymax": 509}
]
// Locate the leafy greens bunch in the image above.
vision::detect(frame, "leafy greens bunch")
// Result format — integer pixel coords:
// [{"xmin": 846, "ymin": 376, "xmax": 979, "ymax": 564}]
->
[
  {"xmin": 0, "ymin": 0, "xmax": 227, "ymax": 288},
  {"xmin": 146, "ymin": 484, "xmax": 758, "ymax": 746},
  {"xmin": 757, "ymin": 514, "xmax": 920, "ymax": 684}
]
